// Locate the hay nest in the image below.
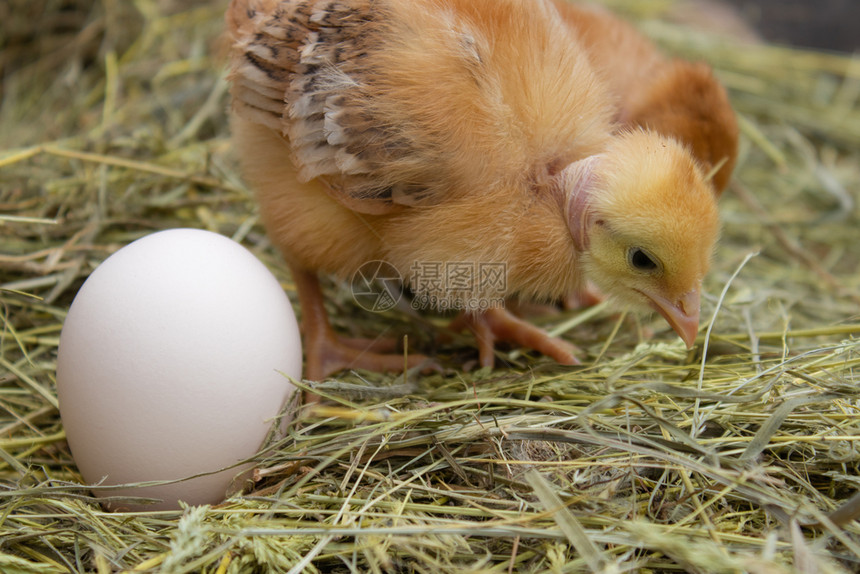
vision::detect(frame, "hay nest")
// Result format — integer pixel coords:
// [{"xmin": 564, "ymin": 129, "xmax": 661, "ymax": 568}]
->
[{"xmin": 2, "ymin": 0, "xmax": 859, "ymax": 572}]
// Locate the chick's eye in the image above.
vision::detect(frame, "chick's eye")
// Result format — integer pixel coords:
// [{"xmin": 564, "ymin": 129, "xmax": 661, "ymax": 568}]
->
[{"xmin": 628, "ymin": 248, "xmax": 658, "ymax": 272}]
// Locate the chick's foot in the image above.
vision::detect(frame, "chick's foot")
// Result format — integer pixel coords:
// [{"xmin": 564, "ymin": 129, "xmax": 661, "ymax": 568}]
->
[
  {"xmin": 306, "ymin": 332, "xmax": 429, "ymax": 383},
  {"xmin": 452, "ymin": 307, "xmax": 580, "ymax": 368},
  {"xmin": 292, "ymin": 267, "xmax": 428, "ymax": 383}
]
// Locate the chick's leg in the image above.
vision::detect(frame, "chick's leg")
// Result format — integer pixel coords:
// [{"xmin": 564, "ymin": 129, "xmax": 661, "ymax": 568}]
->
[
  {"xmin": 292, "ymin": 267, "xmax": 428, "ymax": 381},
  {"xmin": 455, "ymin": 307, "xmax": 580, "ymax": 368}
]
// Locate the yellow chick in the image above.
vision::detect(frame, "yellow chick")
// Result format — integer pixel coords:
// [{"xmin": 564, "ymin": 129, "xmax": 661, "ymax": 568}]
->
[{"xmin": 226, "ymin": 0, "xmax": 720, "ymax": 381}]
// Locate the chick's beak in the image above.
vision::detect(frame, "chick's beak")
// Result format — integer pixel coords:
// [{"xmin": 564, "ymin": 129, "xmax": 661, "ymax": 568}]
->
[{"xmin": 644, "ymin": 289, "xmax": 700, "ymax": 349}]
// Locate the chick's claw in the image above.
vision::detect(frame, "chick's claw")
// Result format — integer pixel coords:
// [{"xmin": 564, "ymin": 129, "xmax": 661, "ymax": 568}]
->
[
  {"xmin": 453, "ymin": 308, "xmax": 580, "ymax": 369},
  {"xmin": 305, "ymin": 335, "xmax": 430, "ymax": 382},
  {"xmin": 337, "ymin": 335, "xmax": 400, "ymax": 354}
]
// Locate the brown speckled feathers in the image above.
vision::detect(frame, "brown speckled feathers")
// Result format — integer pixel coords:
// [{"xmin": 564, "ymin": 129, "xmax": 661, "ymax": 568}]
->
[{"xmin": 228, "ymin": 0, "xmax": 397, "ymax": 208}]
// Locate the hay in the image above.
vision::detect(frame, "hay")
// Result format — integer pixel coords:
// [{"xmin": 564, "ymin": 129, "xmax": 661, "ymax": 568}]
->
[{"xmin": 2, "ymin": 0, "xmax": 859, "ymax": 572}]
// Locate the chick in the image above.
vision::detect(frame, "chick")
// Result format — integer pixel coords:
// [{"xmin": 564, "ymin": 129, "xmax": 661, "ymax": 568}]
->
[
  {"xmin": 226, "ymin": 0, "xmax": 720, "ymax": 380},
  {"xmin": 551, "ymin": 1, "xmax": 739, "ymax": 193}
]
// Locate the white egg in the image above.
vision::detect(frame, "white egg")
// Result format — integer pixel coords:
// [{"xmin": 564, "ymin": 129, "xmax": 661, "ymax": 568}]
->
[{"xmin": 56, "ymin": 229, "xmax": 302, "ymax": 511}]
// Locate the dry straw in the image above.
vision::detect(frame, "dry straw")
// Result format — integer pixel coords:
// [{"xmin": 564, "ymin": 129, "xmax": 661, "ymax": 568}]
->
[{"xmin": 1, "ymin": 0, "xmax": 859, "ymax": 572}]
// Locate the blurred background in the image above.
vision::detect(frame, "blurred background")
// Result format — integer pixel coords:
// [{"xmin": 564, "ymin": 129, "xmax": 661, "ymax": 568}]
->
[
  {"xmin": 643, "ymin": 0, "xmax": 860, "ymax": 53},
  {"xmin": 722, "ymin": 0, "xmax": 859, "ymax": 52}
]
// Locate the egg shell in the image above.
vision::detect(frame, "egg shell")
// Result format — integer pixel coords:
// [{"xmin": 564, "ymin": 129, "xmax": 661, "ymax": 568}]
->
[{"xmin": 56, "ymin": 229, "xmax": 301, "ymax": 511}]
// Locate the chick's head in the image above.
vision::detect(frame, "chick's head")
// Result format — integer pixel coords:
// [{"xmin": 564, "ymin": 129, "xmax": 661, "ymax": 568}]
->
[{"xmin": 565, "ymin": 130, "xmax": 720, "ymax": 347}]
